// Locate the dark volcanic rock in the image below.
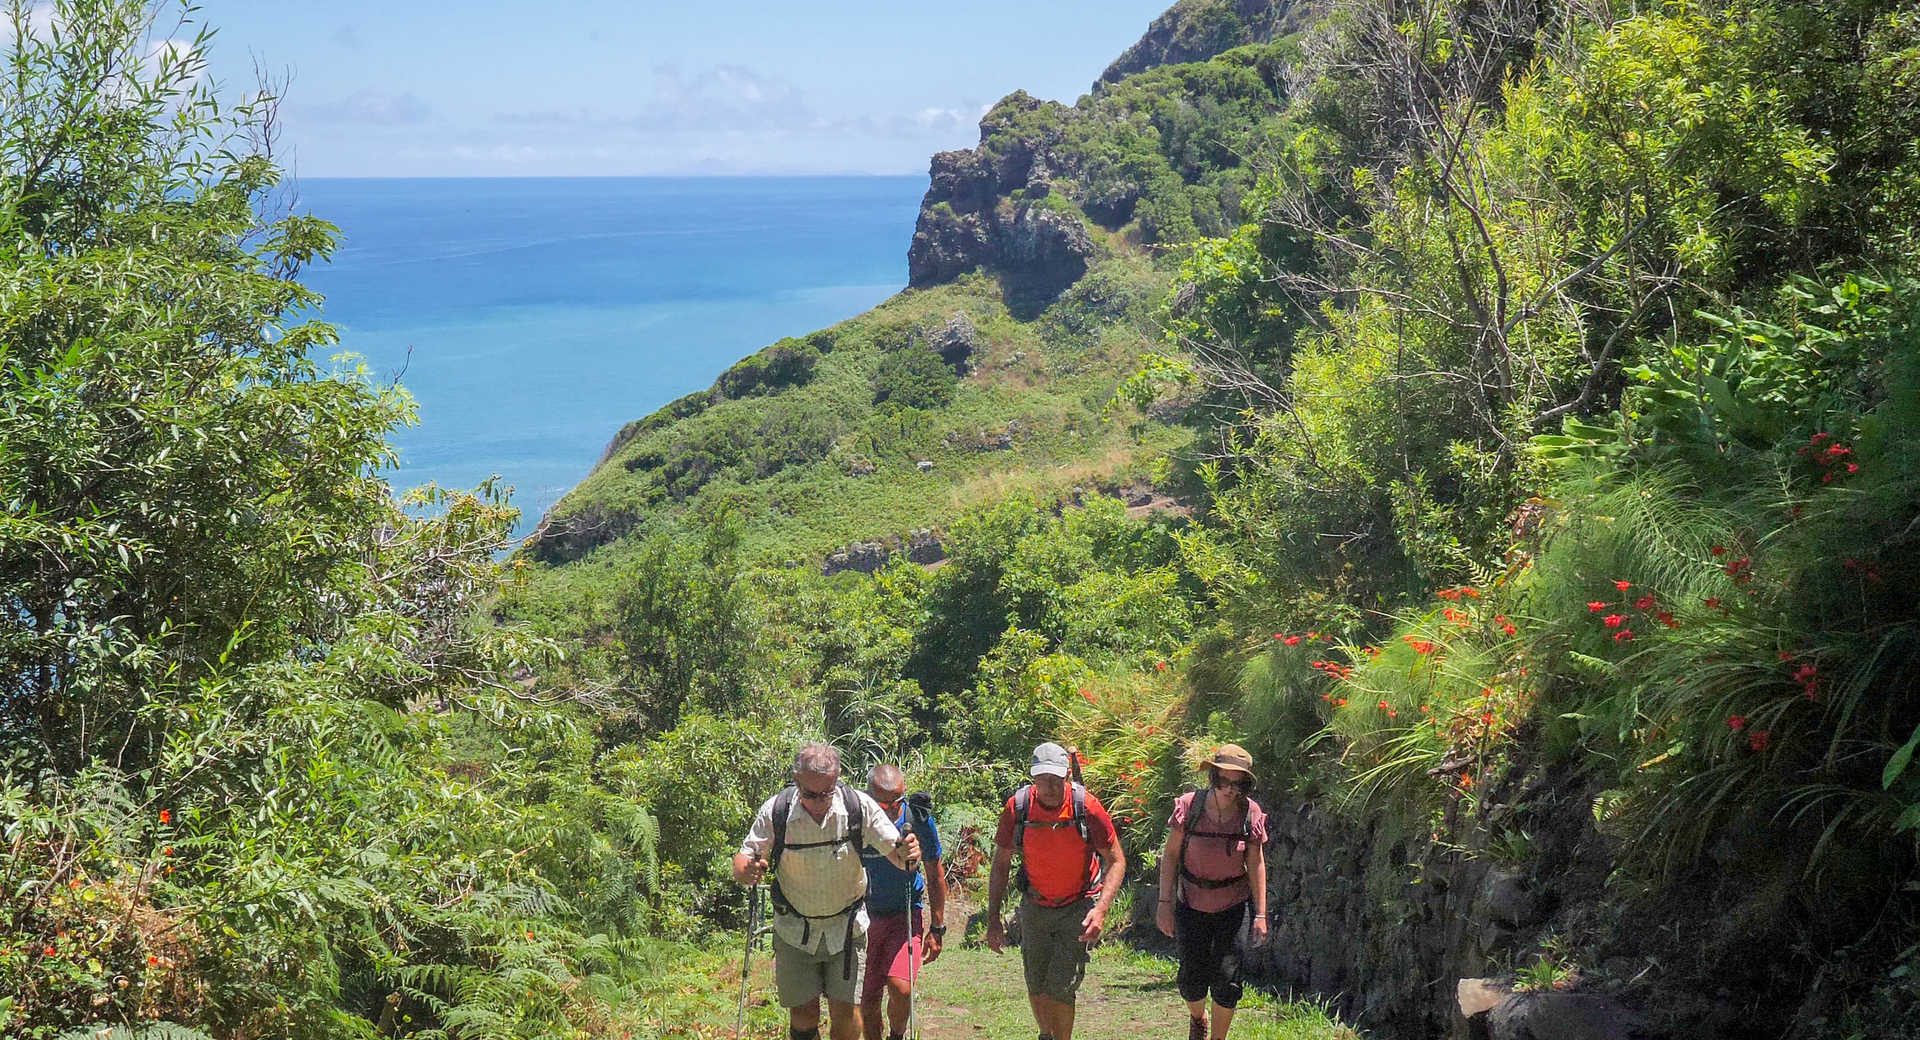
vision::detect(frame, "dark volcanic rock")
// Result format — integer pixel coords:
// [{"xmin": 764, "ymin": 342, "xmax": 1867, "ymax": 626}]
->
[
  {"xmin": 823, "ymin": 540, "xmax": 890, "ymax": 576},
  {"xmin": 925, "ymin": 312, "xmax": 983, "ymax": 370},
  {"xmin": 907, "ymin": 93, "xmax": 1092, "ymax": 303},
  {"xmin": 1490, "ymin": 992, "xmax": 1653, "ymax": 1040}
]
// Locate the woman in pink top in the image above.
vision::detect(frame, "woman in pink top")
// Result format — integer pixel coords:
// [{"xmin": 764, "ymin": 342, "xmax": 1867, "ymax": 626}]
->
[{"xmin": 1154, "ymin": 744, "xmax": 1269, "ymax": 1040}]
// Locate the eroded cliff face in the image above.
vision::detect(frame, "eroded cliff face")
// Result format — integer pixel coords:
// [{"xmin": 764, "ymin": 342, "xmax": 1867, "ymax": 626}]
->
[
  {"xmin": 1099, "ymin": 0, "xmax": 1313, "ymax": 85},
  {"xmin": 907, "ymin": 92, "xmax": 1093, "ymax": 303}
]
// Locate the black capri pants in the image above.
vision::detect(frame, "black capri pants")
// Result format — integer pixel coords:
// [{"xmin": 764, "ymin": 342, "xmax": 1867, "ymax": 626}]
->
[{"xmin": 1174, "ymin": 898, "xmax": 1249, "ymax": 1007}]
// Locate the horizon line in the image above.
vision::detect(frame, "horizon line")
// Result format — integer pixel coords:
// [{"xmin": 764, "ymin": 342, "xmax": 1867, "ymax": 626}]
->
[{"xmin": 294, "ymin": 172, "xmax": 934, "ymax": 181}]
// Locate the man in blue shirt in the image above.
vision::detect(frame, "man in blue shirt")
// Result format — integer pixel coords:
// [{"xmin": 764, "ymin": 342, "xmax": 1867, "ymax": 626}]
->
[{"xmin": 859, "ymin": 763, "xmax": 948, "ymax": 1040}]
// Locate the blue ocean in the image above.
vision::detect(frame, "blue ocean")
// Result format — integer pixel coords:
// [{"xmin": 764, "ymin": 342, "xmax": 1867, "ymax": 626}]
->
[{"xmin": 299, "ymin": 177, "xmax": 927, "ymax": 536}]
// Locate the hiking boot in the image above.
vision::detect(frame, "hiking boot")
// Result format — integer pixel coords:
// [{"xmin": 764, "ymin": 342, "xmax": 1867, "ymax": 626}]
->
[{"xmin": 1188, "ymin": 1017, "xmax": 1207, "ymax": 1040}]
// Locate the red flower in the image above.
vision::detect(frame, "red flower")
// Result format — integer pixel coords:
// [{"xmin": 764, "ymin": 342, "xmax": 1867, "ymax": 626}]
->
[
  {"xmin": 158, "ymin": 810, "xmax": 171, "ymax": 825},
  {"xmin": 1613, "ymin": 629, "xmax": 1635, "ymax": 642},
  {"xmin": 1155, "ymin": 660, "xmax": 1169, "ymax": 671},
  {"xmin": 1307, "ymin": 631, "xmax": 1320, "ymax": 640},
  {"xmin": 1463, "ymin": 587, "xmax": 1480, "ymax": 599},
  {"xmin": 1727, "ymin": 715, "xmax": 1746, "ymax": 730},
  {"xmin": 1481, "ymin": 711, "xmax": 1495, "ymax": 725},
  {"xmin": 1811, "ymin": 431, "xmax": 1832, "ymax": 443},
  {"xmin": 1283, "ymin": 635, "xmax": 1301, "ymax": 646},
  {"xmin": 1725, "ymin": 557, "xmax": 1751, "ymax": 577},
  {"xmin": 1846, "ymin": 463, "xmax": 1859, "ymax": 474},
  {"xmin": 1420, "ymin": 704, "xmax": 1431, "ymax": 714},
  {"xmin": 1458, "ymin": 773, "xmax": 1474, "ymax": 788},
  {"xmin": 1388, "ymin": 708, "xmax": 1399, "ymax": 718},
  {"xmin": 1634, "ymin": 595, "xmax": 1656, "ymax": 609},
  {"xmin": 162, "ymin": 847, "xmax": 173, "ymax": 857},
  {"xmin": 1603, "ymin": 614, "xmax": 1626, "ymax": 628},
  {"xmin": 1704, "ymin": 597, "xmax": 1722, "ymax": 609},
  {"xmin": 1710, "ymin": 545, "xmax": 1728, "ymax": 556},
  {"xmin": 1502, "ymin": 622, "xmax": 1518, "ymax": 635},
  {"xmin": 1749, "ymin": 730, "xmax": 1771, "ymax": 752},
  {"xmin": 1614, "ymin": 580, "xmax": 1633, "ymax": 591},
  {"xmin": 44, "ymin": 945, "xmax": 55, "ymax": 957},
  {"xmin": 1079, "ymin": 687, "xmax": 1095, "ymax": 704},
  {"xmin": 1273, "ymin": 632, "xmax": 1285, "ymax": 640},
  {"xmin": 1132, "ymin": 760, "xmax": 1147, "ymax": 770},
  {"xmin": 147, "ymin": 954, "xmax": 159, "ymax": 966},
  {"xmin": 1656, "ymin": 611, "xmax": 1678, "ymax": 628},
  {"xmin": 1377, "ymin": 700, "xmax": 1391, "ymax": 711},
  {"xmin": 1334, "ymin": 698, "xmax": 1348, "ymax": 707}
]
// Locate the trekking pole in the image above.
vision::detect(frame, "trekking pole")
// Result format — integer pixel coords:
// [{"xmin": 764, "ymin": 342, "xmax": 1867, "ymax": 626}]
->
[
  {"xmin": 737, "ymin": 881, "xmax": 762, "ymax": 1039},
  {"xmin": 904, "ymin": 862, "xmax": 922, "ymax": 1040}
]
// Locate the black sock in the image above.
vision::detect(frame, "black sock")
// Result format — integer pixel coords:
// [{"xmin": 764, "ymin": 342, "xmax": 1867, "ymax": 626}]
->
[{"xmin": 790, "ymin": 1029, "xmax": 819, "ymax": 1040}]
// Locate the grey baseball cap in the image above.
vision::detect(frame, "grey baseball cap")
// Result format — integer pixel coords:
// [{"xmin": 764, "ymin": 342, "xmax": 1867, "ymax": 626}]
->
[{"xmin": 1030, "ymin": 741, "xmax": 1072, "ymax": 778}]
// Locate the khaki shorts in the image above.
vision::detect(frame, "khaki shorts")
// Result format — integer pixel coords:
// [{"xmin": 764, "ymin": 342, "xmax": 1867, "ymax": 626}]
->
[
  {"xmin": 773, "ymin": 931, "xmax": 867, "ymax": 1008},
  {"xmin": 1019, "ymin": 896, "xmax": 1093, "ymax": 1004}
]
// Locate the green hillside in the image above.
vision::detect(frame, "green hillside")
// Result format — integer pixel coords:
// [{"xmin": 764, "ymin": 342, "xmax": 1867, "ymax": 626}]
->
[{"xmin": 7, "ymin": 0, "xmax": 1920, "ymax": 1037}]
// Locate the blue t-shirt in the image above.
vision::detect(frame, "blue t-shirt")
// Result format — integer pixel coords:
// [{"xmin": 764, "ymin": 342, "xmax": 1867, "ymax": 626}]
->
[{"xmin": 862, "ymin": 800, "xmax": 941, "ymax": 915}]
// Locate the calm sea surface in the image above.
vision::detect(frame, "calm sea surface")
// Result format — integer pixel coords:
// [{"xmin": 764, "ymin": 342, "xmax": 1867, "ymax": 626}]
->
[{"xmin": 299, "ymin": 176, "xmax": 926, "ymax": 536}]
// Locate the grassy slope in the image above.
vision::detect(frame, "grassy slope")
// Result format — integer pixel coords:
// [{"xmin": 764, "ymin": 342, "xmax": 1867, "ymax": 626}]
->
[{"xmin": 520, "ymin": 246, "xmax": 1187, "ymax": 603}]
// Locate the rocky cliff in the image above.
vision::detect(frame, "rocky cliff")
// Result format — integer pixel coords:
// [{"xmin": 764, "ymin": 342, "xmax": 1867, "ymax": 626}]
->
[
  {"xmin": 907, "ymin": 92, "xmax": 1094, "ymax": 304},
  {"xmin": 1099, "ymin": 0, "xmax": 1314, "ymax": 85}
]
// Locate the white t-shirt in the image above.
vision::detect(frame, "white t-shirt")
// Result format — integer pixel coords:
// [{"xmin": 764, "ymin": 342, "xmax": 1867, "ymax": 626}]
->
[{"xmin": 739, "ymin": 787, "xmax": 904, "ymax": 954}]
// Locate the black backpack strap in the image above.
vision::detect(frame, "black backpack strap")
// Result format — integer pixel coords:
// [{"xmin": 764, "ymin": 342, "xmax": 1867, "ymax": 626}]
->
[
  {"xmin": 839, "ymin": 782, "xmax": 864, "ymax": 850},
  {"xmin": 770, "ymin": 786, "xmax": 797, "ymax": 871},
  {"xmin": 1177, "ymin": 788, "xmax": 1252, "ymax": 890}
]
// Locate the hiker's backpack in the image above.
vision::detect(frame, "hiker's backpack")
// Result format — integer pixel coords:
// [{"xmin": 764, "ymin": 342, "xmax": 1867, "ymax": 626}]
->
[
  {"xmin": 765, "ymin": 781, "xmax": 871, "ymax": 971},
  {"xmin": 1173, "ymin": 787, "xmax": 1253, "ymax": 894},
  {"xmin": 1010, "ymin": 780, "xmax": 1095, "ymax": 906},
  {"xmin": 768, "ymin": 781, "xmax": 867, "ymax": 872}
]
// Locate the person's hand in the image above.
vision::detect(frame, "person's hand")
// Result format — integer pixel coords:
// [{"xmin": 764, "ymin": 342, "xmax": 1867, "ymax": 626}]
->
[
  {"xmin": 739, "ymin": 857, "xmax": 768, "ymax": 886},
  {"xmin": 1079, "ymin": 904, "xmax": 1107, "ymax": 944},
  {"xmin": 900, "ymin": 832, "xmax": 922, "ymax": 870},
  {"xmin": 1251, "ymin": 913, "xmax": 1269, "ymax": 945},
  {"xmin": 1155, "ymin": 900, "xmax": 1176, "ymax": 939},
  {"xmin": 923, "ymin": 929, "xmax": 944, "ymax": 964},
  {"xmin": 985, "ymin": 916, "xmax": 1006, "ymax": 953}
]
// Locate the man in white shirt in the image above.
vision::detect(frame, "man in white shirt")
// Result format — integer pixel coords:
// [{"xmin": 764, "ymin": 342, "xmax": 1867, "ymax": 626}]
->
[{"xmin": 734, "ymin": 743, "xmax": 922, "ymax": 1040}]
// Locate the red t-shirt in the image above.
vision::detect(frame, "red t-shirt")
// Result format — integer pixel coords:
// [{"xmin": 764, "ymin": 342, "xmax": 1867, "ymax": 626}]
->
[{"xmin": 994, "ymin": 786, "xmax": 1119, "ymax": 906}]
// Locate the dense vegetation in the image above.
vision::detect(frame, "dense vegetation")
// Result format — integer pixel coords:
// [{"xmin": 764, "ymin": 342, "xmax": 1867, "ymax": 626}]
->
[{"xmin": 6, "ymin": 0, "xmax": 1919, "ymax": 1036}]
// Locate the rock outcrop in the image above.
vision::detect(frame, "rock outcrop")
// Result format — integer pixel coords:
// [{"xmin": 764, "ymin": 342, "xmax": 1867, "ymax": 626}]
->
[
  {"xmin": 908, "ymin": 94, "xmax": 1094, "ymax": 303},
  {"xmin": 1098, "ymin": 0, "xmax": 1313, "ymax": 86}
]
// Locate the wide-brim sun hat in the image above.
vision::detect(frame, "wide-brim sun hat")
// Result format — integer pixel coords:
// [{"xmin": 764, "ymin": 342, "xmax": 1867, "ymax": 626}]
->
[{"xmin": 1204, "ymin": 743, "xmax": 1257, "ymax": 782}]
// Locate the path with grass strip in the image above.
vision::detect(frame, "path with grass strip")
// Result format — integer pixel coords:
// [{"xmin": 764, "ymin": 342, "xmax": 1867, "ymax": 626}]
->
[{"xmin": 909, "ymin": 940, "xmax": 1358, "ymax": 1040}]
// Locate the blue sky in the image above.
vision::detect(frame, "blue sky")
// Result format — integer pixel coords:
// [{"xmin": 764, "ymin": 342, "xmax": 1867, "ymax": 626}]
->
[{"xmin": 186, "ymin": 1, "xmax": 1174, "ymax": 177}]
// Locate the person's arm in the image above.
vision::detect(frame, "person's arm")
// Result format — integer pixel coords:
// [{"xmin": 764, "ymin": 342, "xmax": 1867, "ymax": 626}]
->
[
  {"xmin": 924, "ymin": 823, "xmax": 950, "ymax": 962},
  {"xmin": 1154, "ymin": 822, "xmax": 1182, "ymax": 938},
  {"xmin": 1080, "ymin": 838, "xmax": 1127, "ymax": 943},
  {"xmin": 985, "ymin": 803, "xmax": 1015, "ymax": 953},
  {"xmin": 1248, "ymin": 835, "xmax": 1268, "ymax": 942},
  {"xmin": 862, "ymin": 794, "xmax": 921, "ymax": 870},
  {"xmin": 732, "ymin": 800, "xmax": 774, "ymax": 885}
]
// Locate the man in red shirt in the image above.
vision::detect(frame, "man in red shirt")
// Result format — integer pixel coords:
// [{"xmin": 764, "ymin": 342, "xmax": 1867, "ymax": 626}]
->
[{"xmin": 985, "ymin": 742, "xmax": 1127, "ymax": 1040}]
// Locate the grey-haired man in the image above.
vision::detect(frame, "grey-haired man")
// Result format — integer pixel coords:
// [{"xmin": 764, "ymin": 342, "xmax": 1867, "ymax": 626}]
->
[{"xmin": 734, "ymin": 744, "xmax": 921, "ymax": 1040}]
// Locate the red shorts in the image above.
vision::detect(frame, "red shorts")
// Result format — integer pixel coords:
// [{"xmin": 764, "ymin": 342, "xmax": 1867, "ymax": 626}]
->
[{"xmin": 860, "ymin": 907, "xmax": 925, "ymax": 1005}]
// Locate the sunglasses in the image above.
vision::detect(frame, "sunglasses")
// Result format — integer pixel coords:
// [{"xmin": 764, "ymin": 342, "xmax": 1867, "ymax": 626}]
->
[
  {"xmin": 1213, "ymin": 776, "xmax": 1255, "ymax": 792},
  {"xmin": 798, "ymin": 785, "xmax": 836, "ymax": 802}
]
